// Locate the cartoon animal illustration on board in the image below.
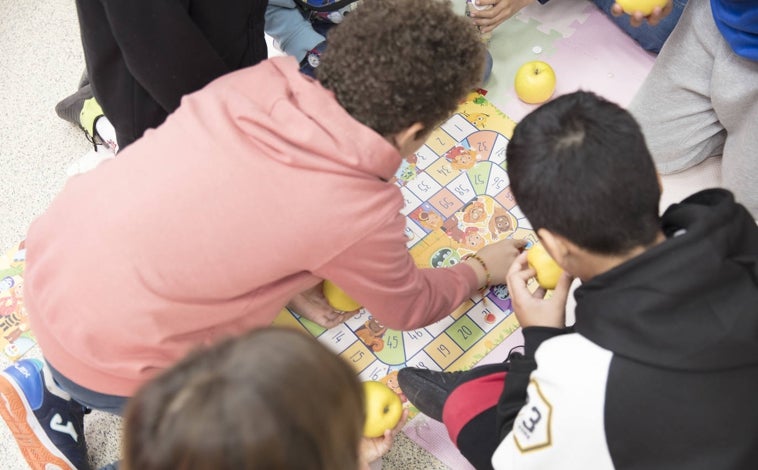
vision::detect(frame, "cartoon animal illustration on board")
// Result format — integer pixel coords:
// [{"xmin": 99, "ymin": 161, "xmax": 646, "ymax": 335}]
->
[
  {"xmin": 441, "ymin": 215, "xmax": 466, "ymax": 243},
  {"xmin": 488, "ymin": 206, "xmax": 518, "ymax": 239},
  {"xmin": 444, "ymin": 145, "xmax": 479, "ymax": 171},
  {"xmin": 415, "ymin": 209, "xmax": 445, "ymax": 231},
  {"xmin": 430, "ymin": 247, "xmax": 461, "ymax": 268},
  {"xmin": 462, "ymin": 111, "xmax": 490, "ymax": 129},
  {"xmin": 462, "ymin": 226, "xmax": 486, "ymax": 251},
  {"xmin": 462, "ymin": 198, "xmax": 488, "ymax": 224},
  {"xmin": 356, "ymin": 317, "xmax": 388, "ymax": 352}
]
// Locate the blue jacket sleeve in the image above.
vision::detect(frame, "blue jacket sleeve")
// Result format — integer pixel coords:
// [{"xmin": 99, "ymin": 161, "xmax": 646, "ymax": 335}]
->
[{"xmin": 265, "ymin": 0, "xmax": 326, "ymax": 62}]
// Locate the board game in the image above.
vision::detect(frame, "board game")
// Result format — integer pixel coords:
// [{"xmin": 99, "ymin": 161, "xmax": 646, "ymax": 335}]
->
[
  {"xmin": 0, "ymin": 242, "xmax": 34, "ymax": 361},
  {"xmin": 273, "ymin": 91, "xmax": 534, "ymax": 402}
]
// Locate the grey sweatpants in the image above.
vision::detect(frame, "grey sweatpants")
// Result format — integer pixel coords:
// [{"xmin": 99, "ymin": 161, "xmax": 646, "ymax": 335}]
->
[{"xmin": 629, "ymin": 0, "xmax": 758, "ymax": 217}]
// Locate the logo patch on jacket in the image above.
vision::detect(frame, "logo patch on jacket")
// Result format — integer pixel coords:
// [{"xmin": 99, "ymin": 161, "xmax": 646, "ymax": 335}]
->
[{"xmin": 513, "ymin": 379, "xmax": 553, "ymax": 452}]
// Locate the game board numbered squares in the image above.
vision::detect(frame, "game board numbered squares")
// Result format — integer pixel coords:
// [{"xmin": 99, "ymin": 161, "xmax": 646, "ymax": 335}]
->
[
  {"xmin": 399, "ymin": 186, "xmax": 424, "ymax": 216},
  {"xmin": 424, "ymin": 156, "xmax": 460, "ymax": 187},
  {"xmin": 467, "ymin": 301, "xmax": 510, "ymax": 332},
  {"xmin": 403, "ymin": 350, "xmax": 442, "ymax": 372},
  {"xmin": 425, "ymin": 127, "xmax": 459, "ymax": 157},
  {"xmin": 423, "ymin": 333, "xmax": 465, "ymax": 370},
  {"xmin": 404, "ymin": 220, "xmax": 427, "ymax": 248},
  {"xmin": 402, "ymin": 328, "xmax": 435, "ymax": 359},
  {"xmin": 460, "ymin": 130, "xmax": 506, "ymax": 165},
  {"xmin": 439, "ymin": 113, "xmax": 479, "ymax": 143},
  {"xmin": 419, "ymin": 312, "xmax": 456, "ymax": 337},
  {"xmin": 413, "ymin": 145, "xmax": 440, "ymax": 171},
  {"xmin": 437, "ymin": 168, "xmax": 476, "ymax": 202},
  {"xmin": 404, "ymin": 172, "xmax": 444, "ymax": 202},
  {"xmin": 359, "ymin": 359, "xmax": 391, "ymax": 383},
  {"xmin": 460, "ymin": 162, "xmax": 494, "ymax": 196},
  {"xmin": 485, "ymin": 164, "xmax": 510, "ymax": 194}
]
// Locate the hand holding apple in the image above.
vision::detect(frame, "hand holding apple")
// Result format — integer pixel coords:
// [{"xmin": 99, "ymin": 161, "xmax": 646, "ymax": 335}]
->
[
  {"xmin": 288, "ymin": 285, "xmax": 348, "ymax": 329},
  {"xmin": 359, "ymin": 407, "xmax": 409, "ymax": 468},
  {"xmin": 322, "ymin": 280, "xmax": 362, "ymax": 312},
  {"xmin": 611, "ymin": 0, "xmax": 672, "ymax": 26},
  {"xmin": 506, "ymin": 251, "xmax": 572, "ymax": 329},
  {"xmin": 362, "ymin": 380, "xmax": 404, "ymax": 438},
  {"xmin": 467, "ymin": 238, "xmax": 527, "ymax": 289},
  {"xmin": 526, "ymin": 243, "xmax": 563, "ymax": 290},
  {"xmin": 514, "ymin": 61, "xmax": 556, "ymax": 105}
]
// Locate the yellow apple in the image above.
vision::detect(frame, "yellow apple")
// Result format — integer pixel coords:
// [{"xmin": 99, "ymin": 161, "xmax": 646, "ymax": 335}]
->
[
  {"xmin": 514, "ymin": 61, "xmax": 556, "ymax": 105},
  {"xmin": 526, "ymin": 243, "xmax": 563, "ymax": 290},
  {"xmin": 615, "ymin": 0, "xmax": 668, "ymax": 16},
  {"xmin": 322, "ymin": 280, "xmax": 362, "ymax": 312},
  {"xmin": 362, "ymin": 381, "xmax": 403, "ymax": 438}
]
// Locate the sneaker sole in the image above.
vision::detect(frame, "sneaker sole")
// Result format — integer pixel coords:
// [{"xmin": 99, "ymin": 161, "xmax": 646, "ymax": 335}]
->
[{"xmin": 0, "ymin": 371, "xmax": 77, "ymax": 470}]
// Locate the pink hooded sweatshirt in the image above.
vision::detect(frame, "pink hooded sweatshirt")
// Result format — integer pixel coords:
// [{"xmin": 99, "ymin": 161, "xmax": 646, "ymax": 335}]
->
[{"xmin": 25, "ymin": 57, "xmax": 479, "ymax": 396}]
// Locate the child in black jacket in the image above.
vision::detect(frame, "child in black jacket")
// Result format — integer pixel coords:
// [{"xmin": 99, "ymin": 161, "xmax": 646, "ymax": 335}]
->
[{"xmin": 399, "ymin": 91, "xmax": 758, "ymax": 470}]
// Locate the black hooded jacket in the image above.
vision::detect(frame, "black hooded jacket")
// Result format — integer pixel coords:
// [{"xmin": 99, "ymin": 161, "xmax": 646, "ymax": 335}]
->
[
  {"xmin": 493, "ymin": 189, "xmax": 758, "ymax": 469},
  {"xmin": 76, "ymin": 0, "xmax": 268, "ymax": 148}
]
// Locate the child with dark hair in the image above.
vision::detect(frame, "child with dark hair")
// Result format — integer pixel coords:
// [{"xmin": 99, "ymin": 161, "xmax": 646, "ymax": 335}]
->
[
  {"xmin": 398, "ymin": 91, "xmax": 758, "ymax": 470},
  {"xmin": 0, "ymin": 0, "xmax": 524, "ymax": 468},
  {"xmin": 123, "ymin": 327, "xmax": 404, "ymax": 470}
]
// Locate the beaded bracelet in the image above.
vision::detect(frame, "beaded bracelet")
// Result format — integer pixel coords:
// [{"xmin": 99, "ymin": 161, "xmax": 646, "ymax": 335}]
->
[{"xmin": 463, "ymin": 253, "xmax": 491, "ymax": 295}]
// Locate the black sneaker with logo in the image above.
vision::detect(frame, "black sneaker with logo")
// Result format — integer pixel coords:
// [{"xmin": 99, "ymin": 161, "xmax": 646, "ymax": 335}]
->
[{"xmin": 0, "ymin": 359, "xmax": 91, "ymax": 470}]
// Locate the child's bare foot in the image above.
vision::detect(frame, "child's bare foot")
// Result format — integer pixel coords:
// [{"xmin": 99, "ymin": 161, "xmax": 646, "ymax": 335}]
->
[{"xmin": 287, "ymin": 284, "xmax": 348, "ymax": 329}]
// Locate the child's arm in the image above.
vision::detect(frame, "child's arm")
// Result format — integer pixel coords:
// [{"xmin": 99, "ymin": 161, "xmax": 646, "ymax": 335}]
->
[
  {"xmin": 495, "ymin": 252, "xmax": 573, "ymax": 438},
  {"xmin": 265, "ymin": 0, "xmax": 326, "ymax": 62},
  {"xmin": 314, "ymin": 213, "xmax": 526, "ymax": 331},
  {"xmin": 467, "ymin": 0, "xmax": 535, "ymax": 34}
]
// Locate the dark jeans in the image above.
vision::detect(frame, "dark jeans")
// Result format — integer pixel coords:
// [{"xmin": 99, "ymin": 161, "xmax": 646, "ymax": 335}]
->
[
  {"xmin": 592, "ymin": 0, "xmax": 688, "ymax": 53},
  {"xmin": 47, "ymin": 361, "xmax": 128, "ymax": 416}
]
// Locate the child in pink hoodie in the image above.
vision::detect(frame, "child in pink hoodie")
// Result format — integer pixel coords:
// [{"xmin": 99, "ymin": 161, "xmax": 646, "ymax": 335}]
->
[{"xmin": 0, "ymin": 0, "xmax": 524, "ymax": 468}]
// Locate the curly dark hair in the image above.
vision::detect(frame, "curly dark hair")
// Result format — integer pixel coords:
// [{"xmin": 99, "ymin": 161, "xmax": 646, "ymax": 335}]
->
[{"xmin": 317, "ymin": 0, "xmax": 486, "ymax": 138}]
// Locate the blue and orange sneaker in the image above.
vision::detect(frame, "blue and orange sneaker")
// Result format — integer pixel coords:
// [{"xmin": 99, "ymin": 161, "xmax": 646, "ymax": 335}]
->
[{"xmin": 0, "ymin": 359, "xmax": 91, "ymax": 470}]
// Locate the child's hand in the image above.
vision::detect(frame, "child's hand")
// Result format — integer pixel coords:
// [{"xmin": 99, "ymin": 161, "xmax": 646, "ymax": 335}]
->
[
  {"xmin": 359, "ymin": 409, "xmax": 409, "ymax": 469},
  {"xmin": 469, "ymin": 238, "xmax": 528, "ymax": 288},
  {"xmin": 611, "ymin": 0, "xmax": 673, "ymax": 27},
  {"xmin": 469, "ymin": 0, "xmax": 535, "ymax": 34},
  {"xmin": 287, "ymin": 285, "xmax": 350, "ymax": 329},
  {"xmin": 506, "ymin": 252, "xmax": 572, "ymax": 328}
]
